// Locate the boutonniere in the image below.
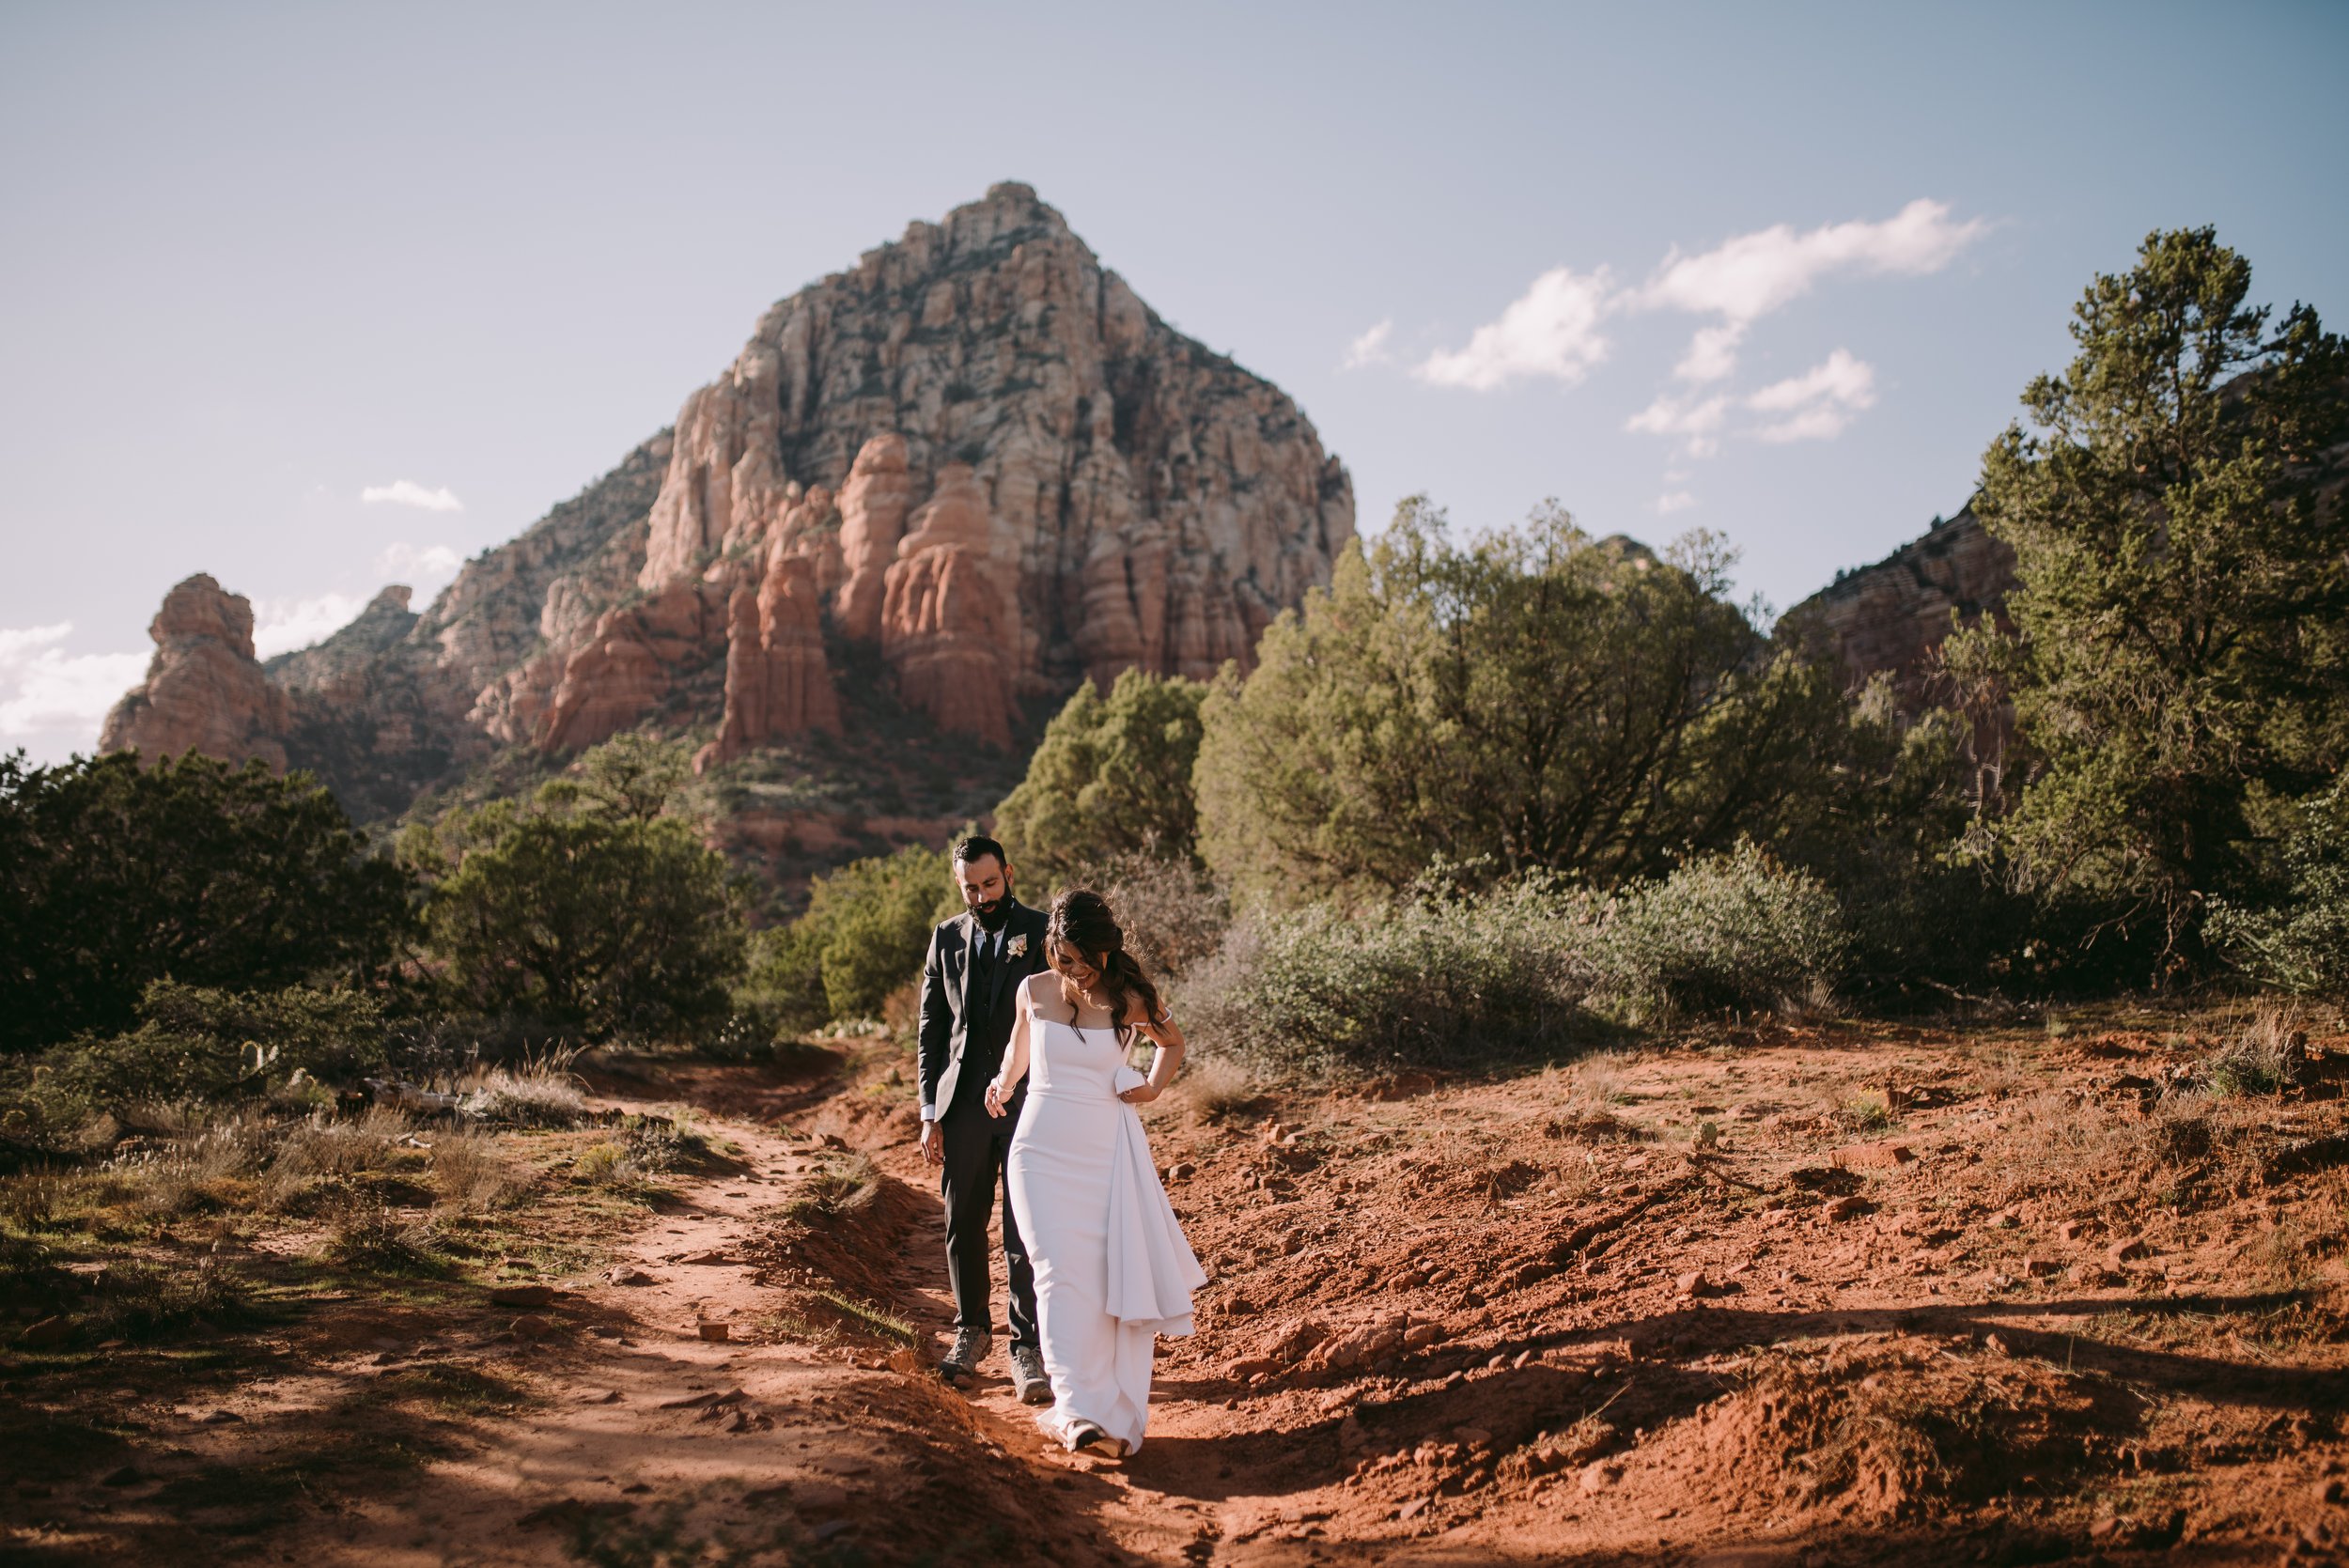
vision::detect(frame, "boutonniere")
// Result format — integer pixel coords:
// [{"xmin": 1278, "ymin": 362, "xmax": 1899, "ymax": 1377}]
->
[{"xmin": 1007, "ymin": 933, "xmax": 1029, "ymax": 959}]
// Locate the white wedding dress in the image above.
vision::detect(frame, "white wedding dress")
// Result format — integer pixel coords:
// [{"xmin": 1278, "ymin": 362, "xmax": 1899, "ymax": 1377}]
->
[{"xmin": 1005, "ymin": 1014, "xmax": 1206, "ymax": 1452}]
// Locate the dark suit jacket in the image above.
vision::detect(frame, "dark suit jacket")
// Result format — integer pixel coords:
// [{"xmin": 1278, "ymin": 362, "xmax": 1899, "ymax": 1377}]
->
[{"xmin": 917, "ymin": 899, "xmax": 1050, "ymax": 1119}]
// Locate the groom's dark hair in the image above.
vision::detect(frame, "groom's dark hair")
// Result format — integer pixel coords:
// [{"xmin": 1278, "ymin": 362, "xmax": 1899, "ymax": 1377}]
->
[{"xmin": 953, "ymin": 833, "xmax": 1008, "ymax": 869}]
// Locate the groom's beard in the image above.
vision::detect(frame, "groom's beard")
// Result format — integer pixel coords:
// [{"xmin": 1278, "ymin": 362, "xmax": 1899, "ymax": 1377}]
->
[{"xmin": 972, "ymin": 893, "xmax": 1014, "ymax": 932}]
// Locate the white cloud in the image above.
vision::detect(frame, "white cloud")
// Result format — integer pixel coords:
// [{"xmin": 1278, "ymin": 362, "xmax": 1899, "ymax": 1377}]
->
[
  {"xmin": 1650, "ymin": 491, "xmax": 1698, "ymax": 515},
  {"xmin": 1341, "ymin": 318, "xmax": 1394, "ymax": 371},
  {"xmin": 1639, "ymin": 199, "xmax": 1983, "ymax": 381},
  {"xmin": 1747, "ymin": 349, "xmax": 1877, "ymax": 442},
  {"xmin": 0, "ymin": 622, "xmax": 148, "ymax": 746},
  {"xmin": 1625, "ymin": 391, "xmax": 1730, "ymax": 458},
  {"xmin": 1416, "ymin": 267, "xmax": 1613, "ymax": 391},
  {"xmin": 1673, "ymin": 323, "xmax": 1747, "ymax": 384},
  {"xmin": 373, "ymin": 541, "xmax": 462, "ymax": 587},
  {"xmin": 361, "ymin": 479, "xmax": 464, "ymax": 513},
  {"xmin": 252, "ymin": 594, "xmax": 366, "ymax": 659}
]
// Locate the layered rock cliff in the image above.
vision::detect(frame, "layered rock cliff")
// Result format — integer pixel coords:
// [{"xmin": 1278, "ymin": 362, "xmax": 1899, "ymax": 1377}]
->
[
  {"xmin": 100, "ymin": 183, "xmax": 1358, "ymax": 868},
  {"xmin": 1788, "ymin": 502, "xmax": 2016, "ymax": 701}
]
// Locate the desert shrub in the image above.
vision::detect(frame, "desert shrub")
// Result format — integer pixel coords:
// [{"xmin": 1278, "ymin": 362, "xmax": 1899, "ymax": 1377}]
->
[
  {"xmin": 0, "ymin": 751, "xmax": 413, "ymax": 1053},
  {"xmin": 2208, "ymin": 780, "xmax": 2349, "ymax": 998},
  {"xmin": 743, "ymin": 842, "xmax": 952, "ymax": 1032},
  {"xmin": 1182, "ymin": 882, "xmax": 1592, "ymax": 1079},
  {"xmin": 1582, "ymin": 844, "xmax": 1850, "ymax": 1021},
  {"xmin": 0, "ymin": 983, "xmax": 390, "ymax": 1144},
  {"xmin": 405, "ymin": 787, "xmax": 747, "ymax": 1038}
]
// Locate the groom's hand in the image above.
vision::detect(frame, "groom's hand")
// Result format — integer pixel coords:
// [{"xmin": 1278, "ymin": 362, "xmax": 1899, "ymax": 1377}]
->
[{"xmin": 920, "ymin": 1120, "xmax": 943, "ymax": 1167}]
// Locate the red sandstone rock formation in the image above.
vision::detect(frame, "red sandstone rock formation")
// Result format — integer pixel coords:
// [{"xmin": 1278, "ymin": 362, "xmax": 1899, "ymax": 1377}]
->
[
  {"xmin": 833, "ymin": 433, "xmax": 912, "ymax": 642},
  {"xmin": 631, "ymin": 182, "xmax": 1355, "ymax": 713},
  {"xmin": 880, "ymin": 464, "xmax": 1019, "ymax": 746},
  {"xmin": 536, "ymin": 580, "xmax": 729, "ymax": 753},
  {"xmin": 695, "ymin": 546, "xmax": 842, "ymax": 772},
  {"xmin": 100, "ymin": 574, "xmax": 292, "ymax": 771}
]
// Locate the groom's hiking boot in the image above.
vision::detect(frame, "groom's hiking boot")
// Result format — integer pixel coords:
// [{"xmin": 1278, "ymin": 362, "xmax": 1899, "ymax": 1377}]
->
[
  {"xmin": 1010, "ymin": 1344, "xmax": 1050, "ymax": 1405},
  {"xmin": 938, "ymin": 1327, "xmax": 989, "ymax": 1386}
]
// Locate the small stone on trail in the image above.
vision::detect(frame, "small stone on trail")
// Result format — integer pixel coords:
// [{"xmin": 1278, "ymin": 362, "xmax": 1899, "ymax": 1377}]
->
[
  {"xmin": 1831, "ymin": 1142, "xmax": 1916, "ymax": 1171},
  {"xmin": 2023, "ymin": 1257, "xmax": 2063, "ymax": 1278},
  {"xmin": 510, "ymin": 1314, "xmax": 557, "ymax": 1341},
  {"xmin": 2057, "ymin": 1220, "xmax": 2087, "ymax": 1242},
  {"xmin": 698, "ymin": 1321, "xmax": 732, "ymax": 1343},
  {"xmin": 607, "ymin": 1267, "xmax": 659, "ymax": 1286},
  {"xmin": 1396, "ymin": 1498, "xmax": 1429, "ymax": 1520},
  {"xmin": 490, "ymin": 1284, "xmax": 557, "ymax": 1308},
  {"xmin": 194, "ymin": 1408, "xmax": 242, "ymax": 1424},
  {"xmin": 1824, "ymin": 1195, "xmax": 1866, "ymax": 1221},
  {"xmin": 2108, "ymin": 1236, "xmax": 2150, "ymax": 1265}
]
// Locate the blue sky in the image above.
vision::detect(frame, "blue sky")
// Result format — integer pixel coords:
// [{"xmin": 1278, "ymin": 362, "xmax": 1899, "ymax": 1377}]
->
[{"xmin": 3, "ymin": 0, "xmax": 2343, "ymax": 764}]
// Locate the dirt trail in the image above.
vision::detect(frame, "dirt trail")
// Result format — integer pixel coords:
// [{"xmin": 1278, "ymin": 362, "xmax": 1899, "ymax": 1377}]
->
[{"xmin": 16, "ymin": 1024, "xmax": 2343, "ymax": 1566}]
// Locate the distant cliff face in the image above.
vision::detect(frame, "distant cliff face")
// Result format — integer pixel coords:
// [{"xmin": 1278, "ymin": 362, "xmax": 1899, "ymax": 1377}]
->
[
  {"xmin": 1788, "ymin": 503, "xmax": 2016, "ymax": 699},
  {"xmin": 100, "ymin": 183, "xmax": 1358, "ymax": 851}
]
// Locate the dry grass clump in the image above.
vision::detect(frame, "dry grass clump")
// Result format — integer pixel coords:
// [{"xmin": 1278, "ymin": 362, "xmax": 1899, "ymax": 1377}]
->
[
  {"xmin": 574, "ymin": 1140, "xmax": 647, "ymax": 1189},
  {"xmin": 1986, "ymin": 1081, "xmax": 2283, "ymax": 1219},
  {"xmin": 117, "ymin": 1114, "xmax": 272, "ymax": 1217},
  {"xmin": 463, "ymin": 1053, "xmax": 590, "ymax": 1127},
  {"xmin": 1174, "ymin": 1053, "xmax": 1262, "ymax": 1121},
  {"xmin": 786, "ymin": 1154, "xmax": 883, "ymax": 1224},
  {"xmin": 321, "ymin": 1203, "xmax": 447, "ymax": 1275},
  {"xmin": 2193, "ymin": 1005, "xmax": 2306, "ymax": 1098},
  {"xmin": 428, "ymin": 1128, "xmax": 524, "ymax": 1211},
  {"xmin": 260, "ymin": 1106, "xmax": 411, "ymax": 1212}
]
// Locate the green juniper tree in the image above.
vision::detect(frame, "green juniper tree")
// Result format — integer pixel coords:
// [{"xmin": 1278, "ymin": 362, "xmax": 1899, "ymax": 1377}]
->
[
  {"xmin": 1945, "ymin": 227, "xmax": 2349, "ymax": 962},
  {"xmin": 0, "ymin": 751, "xmax": 413, "ymax": 1052},
  {"xmin": 1193, "ymin": 499, "xmax": 1844, "ymax": 904},
  {"xmin": 992, "ymin": 670, "xmax": 1207, "ymax": 886}
]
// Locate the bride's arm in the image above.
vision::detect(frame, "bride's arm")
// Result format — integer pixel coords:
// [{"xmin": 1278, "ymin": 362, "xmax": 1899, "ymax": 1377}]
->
[
  {"xmin": 983, "ymin": 980, "xmax": 1036, "ymax": 1118},
  {"xmin": 1115, "ymin": 1009, "xmax": 1187, "ymax": 1104}
]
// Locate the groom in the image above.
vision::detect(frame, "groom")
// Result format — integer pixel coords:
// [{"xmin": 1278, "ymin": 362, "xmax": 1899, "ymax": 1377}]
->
[{"xmin": 918, "ymin": 833, "xmax": 1050, "ymax": 1400}]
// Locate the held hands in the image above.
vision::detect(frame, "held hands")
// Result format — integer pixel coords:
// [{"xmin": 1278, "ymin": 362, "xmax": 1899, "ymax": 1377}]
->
[{"xmin": 983, "ymin": 1080, "xmax": 1011, "ymax": 1118}]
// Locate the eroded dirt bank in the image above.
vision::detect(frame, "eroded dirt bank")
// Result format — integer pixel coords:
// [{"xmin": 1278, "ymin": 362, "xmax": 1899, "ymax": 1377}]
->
[{"xmin": 7, "ymin": 1017, "xmax": 2347, "ymax": 1565}]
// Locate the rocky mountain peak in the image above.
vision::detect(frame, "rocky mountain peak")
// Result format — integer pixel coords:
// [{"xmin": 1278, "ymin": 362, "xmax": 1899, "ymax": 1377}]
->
[{"xmin": 99, "ymin": 186, "xmax": 1358, "ymax": 882}]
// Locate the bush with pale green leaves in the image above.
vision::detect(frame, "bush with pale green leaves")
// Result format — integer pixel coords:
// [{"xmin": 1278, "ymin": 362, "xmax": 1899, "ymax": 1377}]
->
[{"xmin": 1582, "ymin": 844, "xmax": 1851, "ymax": 1022}]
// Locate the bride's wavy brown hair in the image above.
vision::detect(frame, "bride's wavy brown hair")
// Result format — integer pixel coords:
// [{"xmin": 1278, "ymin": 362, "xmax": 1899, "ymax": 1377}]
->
[{"xmin": 1046, "ymin": 889, "xmax": 1164, "ymax": 1041}]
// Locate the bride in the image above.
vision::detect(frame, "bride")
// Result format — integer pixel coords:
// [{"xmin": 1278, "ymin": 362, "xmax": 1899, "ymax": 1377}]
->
[{"xmin": 984, "ymin": 889, "xmax": 1206, "ymax": 1457}]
